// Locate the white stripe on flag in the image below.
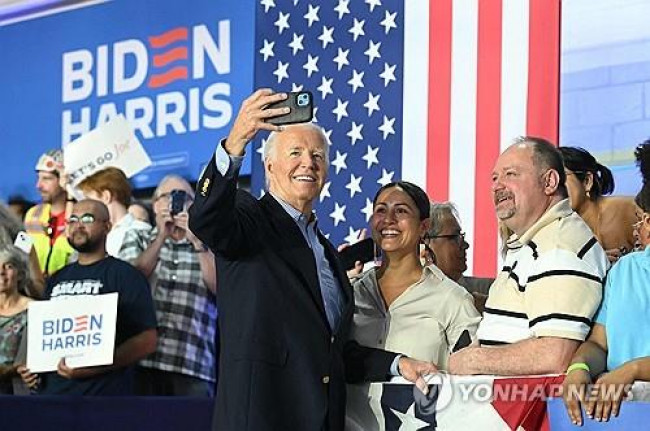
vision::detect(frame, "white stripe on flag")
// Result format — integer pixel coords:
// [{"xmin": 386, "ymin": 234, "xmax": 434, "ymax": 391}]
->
[
  {"xmin": 500, "ymin": 0, "xmax": 530, "ymax": 151},
  {"xmin": 449, "ymin": 0, "xmax": 479, "ymax": 274},
  {"xmin": 402, "ymin": 0, "xmax": 429, "ymax": 189}
]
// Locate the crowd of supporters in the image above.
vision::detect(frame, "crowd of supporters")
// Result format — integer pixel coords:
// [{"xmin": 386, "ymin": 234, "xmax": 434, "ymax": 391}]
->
[{"xmin": 0, "ymin": 132, "xmax": 649, "ymax": 429}]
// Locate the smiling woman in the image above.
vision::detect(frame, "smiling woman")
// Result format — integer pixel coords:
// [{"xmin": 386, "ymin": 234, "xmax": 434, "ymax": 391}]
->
[
  {"xmin": 349, "ymin": 181, "xmax": 480, "ymax": 370},
  {"xmin": 0, "ymin": 245, "xmax": 33, "ymax": 394},
  {"xmin": 347, "ymin": 181, "xmax": 481, "ymax": 423}
]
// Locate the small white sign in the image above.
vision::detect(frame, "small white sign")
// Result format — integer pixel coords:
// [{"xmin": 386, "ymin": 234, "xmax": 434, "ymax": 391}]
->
[
  {"xmin": 27, "ymin": 293, "xmax": 118, "ymax": 373},
  {"xmin": 63, "ymin": 114, "xmax": 152, "ymax": 192}
]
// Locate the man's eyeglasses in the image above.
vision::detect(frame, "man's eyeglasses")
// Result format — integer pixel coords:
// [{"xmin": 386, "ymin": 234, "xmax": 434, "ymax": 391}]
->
[
  {"xmin": 426, "ymin": 232, "xmax": 466, "ymax": 245},
  {"xmin": 67, "ymin": 213, "xmax": 98, "ymax": 225}
]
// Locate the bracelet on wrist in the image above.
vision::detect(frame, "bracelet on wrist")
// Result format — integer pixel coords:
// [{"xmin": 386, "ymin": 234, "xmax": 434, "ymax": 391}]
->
[{"xmin": 566, "ymin": 362, "xmax": 590, "ymax": 375}]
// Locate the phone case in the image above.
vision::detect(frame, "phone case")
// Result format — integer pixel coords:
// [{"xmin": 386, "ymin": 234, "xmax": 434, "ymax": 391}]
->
[
  {"xmin": 266, "ymin": 91, "xmax": 314, "ymax": 125},
  {"xmin": 339, "ymin": 238, "xmax": 374, "ymax": 270}
]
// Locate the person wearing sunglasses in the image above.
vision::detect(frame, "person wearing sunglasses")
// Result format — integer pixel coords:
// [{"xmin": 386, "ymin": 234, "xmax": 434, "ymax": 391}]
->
[{"xmin": 17, "ymin": 199, "xmax": 157, "ymax": 395}]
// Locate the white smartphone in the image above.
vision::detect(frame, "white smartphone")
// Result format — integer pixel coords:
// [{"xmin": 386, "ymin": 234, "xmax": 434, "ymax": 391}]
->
[{"xmin": 14, "ymin": 231, "xmax": 34, "ymax": 254}]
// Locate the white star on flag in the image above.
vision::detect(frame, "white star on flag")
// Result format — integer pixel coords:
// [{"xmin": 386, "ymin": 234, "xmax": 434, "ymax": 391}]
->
[
  {"xmin": 361, "ymin": 198, "xmax": 374, "ymax": 222},
  {"xmin": 334, "ymin": 0, "xmax": 350, "ymax": 20},
  {"xmin": 365, "ymin": 0, "xmax": 382, "ymax": 13},
  {"xmin": 303, "ymin": 54, "xmax": 319, "ymax": 77},
  {"xmin": 260, "ymin": 39, "xmax": 275, "ymax": 62},
  {"xmin": 364, "ymin": 40, "xmax": 381, "ymax": 64},
  {"xmin": 331, "ymin": 150, "xmax": 348, "ymax": 174},
  {"xmin": 344, "ymin": 226, "xmax": 364, "ymax": 245},
  {"xmin": 332, "ymin": 99, "xmax": 349, "ymax": 122},
  {"xmin": 304, "ymin": 4, "xmax": 320, "ymax": 27},
  {"xmin": 348, "ymin": 69, "xmax": 365, "ymax": 93},
  {"xmin": 345, "ymin": 173, "xmax": 363, "ymax": 198},
  {"xmin": 330, "ymin": 202, "xmax": 346, "ymax": 226},
  {"xmin": 260, "ymin": 0, "xmax": 275, "ymax": 13},
  {"xmin": 274, "ymin": 11, "xmax": 290, "ymax": 34},
  {"xmin": 379, "ymin": 62, "xmax": 397, "ymax": 87},
  {"xmin": 319, "ymin": 26, "xmax": 335, "ymax": 49},
  {"xmin": 333, "ymin": 47, "xmax": 350, "ymax": 71},
  {"xmin": 377, "ymin": 168, "xmax": 394, "ymax": 186},
  {"xmin": 362, "ymin": 145, "xmax": 379, "ymax": 168},
  {"xmin": 348, "ymin": 18, "xmax": 365, "ymax": 41},
  {"xmin": 347, "ymin": 122, "xmax": 364, "ymax": 146},
  {"xmin": 273, "ymin": 61, "xmax": 289, "ymax": 83},
  {"xmin": 317, "ymin": 76, "xmax": 334, "ymax": 99},
  {"xmin": 363, "ymin": 92, "xmax": 380, "ymax": 117},
  {"xmin": 380, "ymin": 10, "xmax": 398, "ymax": 34},
  {"xmin": 320, "ymin": 181, "xmax": 331, "ymax": 202},
  {"xmin": 378, "ymin": 115, "xmax": 395, "ymax": 139},
  {"xmin": 288, "ymin": 33, "xmax": 304, "ymax": 55}
]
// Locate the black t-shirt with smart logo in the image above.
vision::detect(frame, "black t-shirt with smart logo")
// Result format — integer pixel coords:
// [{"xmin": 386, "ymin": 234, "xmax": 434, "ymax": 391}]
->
[{"xmin": 40, "ymin": 256, "xmax": 157, "ymax": 396}]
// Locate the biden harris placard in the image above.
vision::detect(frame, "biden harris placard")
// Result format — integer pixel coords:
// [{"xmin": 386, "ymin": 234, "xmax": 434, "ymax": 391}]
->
[
  {"xmin": 27, "ymin": 293, "xmax": 118, "ymax": 373},
  {"xmin": 0, "ymin": 0, "xmax": 254, "ymax": 201}
]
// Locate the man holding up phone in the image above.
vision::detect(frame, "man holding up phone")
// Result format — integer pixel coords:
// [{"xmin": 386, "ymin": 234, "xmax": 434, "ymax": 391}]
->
[
  {"xmin": 189, "ymin": 89, "xmax": 436, "ymax": 431},
  {"xmin": 119, "ymin": 175, "xmax": 217, "ymax": 396}
]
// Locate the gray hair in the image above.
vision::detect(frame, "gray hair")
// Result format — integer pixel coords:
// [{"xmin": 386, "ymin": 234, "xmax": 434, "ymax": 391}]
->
[
  {"xmin": 0, "ymin": 203, "xmax": 23, "ymax": 248},
  {"xmin": 0, "ymin": 245, "xmax": 31, "ymax": 295},
  {"xmin": 154, "ymin": 174, "xmax": 195, "ymax": 200},
  {"xmin": 427, "ymin": 202, "xmax": 461, "ymax": 237},
  {"xmin": 264, "ymin": 123, "xmax": 331, "ymax": 165},
  {"xmin": 511, "ymin": 135, "xmax": 568, "ymax": 198}
]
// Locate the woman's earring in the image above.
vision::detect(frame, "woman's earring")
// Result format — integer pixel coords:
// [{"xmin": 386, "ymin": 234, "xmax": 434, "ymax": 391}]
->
[
  {"xmin": 373, "ymin": 241, "xmax": 382, "ymax": 266},
  {"xmin": 423, "ymin": 243, "xmax": 436, "ymax": 265}
]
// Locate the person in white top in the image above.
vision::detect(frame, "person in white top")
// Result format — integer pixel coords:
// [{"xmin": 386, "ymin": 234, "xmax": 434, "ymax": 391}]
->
[
  {"xmin": 350, "ymin": 181, "xmax": 481, "ymax": 368},
  {"xmin": 78, "ymin": 167, "xmax": 151, "ymax": 256}
]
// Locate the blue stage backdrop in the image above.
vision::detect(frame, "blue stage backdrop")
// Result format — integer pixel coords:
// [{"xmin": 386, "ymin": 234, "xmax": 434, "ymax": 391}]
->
[{"xmin": 0, "ymin": 0, "xmax": 254, "ymax": 201}]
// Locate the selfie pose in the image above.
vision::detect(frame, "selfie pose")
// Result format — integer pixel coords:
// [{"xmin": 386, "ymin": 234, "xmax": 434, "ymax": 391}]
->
[
  {"xmin": 119, "ymin": 175, "xmax": 217, "ymax": 396},
  {"xmin": 188, "ymin": 89, "xmax": 436, "ymax": 431}
]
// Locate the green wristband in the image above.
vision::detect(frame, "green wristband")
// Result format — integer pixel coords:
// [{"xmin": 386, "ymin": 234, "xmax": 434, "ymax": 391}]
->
[{"xmin": 566, "ymin": 362, "xmax": 590, "ymax": 374}]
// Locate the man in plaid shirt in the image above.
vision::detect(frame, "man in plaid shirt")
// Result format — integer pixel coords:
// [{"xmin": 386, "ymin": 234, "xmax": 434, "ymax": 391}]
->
[{"xmin": 119, "ymin": 174, "xmax": 217, "ymax": 396}]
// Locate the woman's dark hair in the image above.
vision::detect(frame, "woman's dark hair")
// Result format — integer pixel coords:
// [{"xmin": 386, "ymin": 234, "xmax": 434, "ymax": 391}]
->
[
  {"xmin": 372, "ymin": 181, "xmax": 430, "ymax": 221},
  {"xmin": 559, "ymin": 146, "xmax": 614, "ymax": 199},
  {"xmin": 635, "ymin": 140, "xmax": 650, "ymax": 212}
]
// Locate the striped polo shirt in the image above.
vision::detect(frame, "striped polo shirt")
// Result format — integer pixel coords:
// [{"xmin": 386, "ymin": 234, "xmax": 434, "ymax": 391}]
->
[{"xmin": 477, "ymin": 199, "xmax": 608, "ymax": 346}]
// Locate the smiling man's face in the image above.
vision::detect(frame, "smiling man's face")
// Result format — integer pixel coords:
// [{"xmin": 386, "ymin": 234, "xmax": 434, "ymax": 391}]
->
[
  {"xmin": 265, "ymin": 125, "xmax": 328, "ymax": 214},
  {"xmin": 491, "ymin": 144, "xmax": 551, "ymax": 236}
]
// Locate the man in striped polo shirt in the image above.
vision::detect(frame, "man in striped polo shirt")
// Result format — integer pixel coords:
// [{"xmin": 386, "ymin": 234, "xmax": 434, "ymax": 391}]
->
[{"xmin": 449, "ymin": 137, "xmax": 608, "ymax": 376}]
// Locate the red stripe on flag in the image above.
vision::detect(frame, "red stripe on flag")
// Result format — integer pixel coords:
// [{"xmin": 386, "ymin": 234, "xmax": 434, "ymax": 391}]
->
[
  {"xmin": 473, "ymin": 0, "xmax": 503, "ymax": 277},
  {"xmin": 427, "ymin": 0, "xmax": 453, "ymax": 201},
  {"xmin": 526, "ymin": 0, "xmax": 560, "ymax": 144}
]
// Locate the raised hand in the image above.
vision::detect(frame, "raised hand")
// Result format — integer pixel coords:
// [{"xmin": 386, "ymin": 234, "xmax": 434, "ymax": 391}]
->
[{"xmin": 224, "ymin": 89, "xmax": 289, "ymax": 156}]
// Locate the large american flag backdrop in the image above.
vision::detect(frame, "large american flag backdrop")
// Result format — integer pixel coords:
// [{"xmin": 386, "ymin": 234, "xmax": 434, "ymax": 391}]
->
[{"xmin": 251, "ymin": 0, "xmax": 560, "ymax": 277}]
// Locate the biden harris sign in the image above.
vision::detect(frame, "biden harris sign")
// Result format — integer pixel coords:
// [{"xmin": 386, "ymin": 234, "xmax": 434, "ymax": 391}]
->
[
  {"xmin": 27, "ymin": 293, "xmax": 118, "ymax": 373},
  {"xmin": 0, "ymin": 0, "xmax": 254, "ymax": 201}
]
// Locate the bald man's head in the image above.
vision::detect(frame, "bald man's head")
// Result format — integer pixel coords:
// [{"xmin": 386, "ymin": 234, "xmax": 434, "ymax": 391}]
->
[{"xmin": 67, "ymin": 199, "xmax": 111, "ymax": 254}]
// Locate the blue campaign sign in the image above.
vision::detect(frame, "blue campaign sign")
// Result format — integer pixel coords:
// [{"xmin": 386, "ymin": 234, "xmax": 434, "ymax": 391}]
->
[{"xmin": 0, "ymin": 0, "xmax": 254, "ymax": 201}]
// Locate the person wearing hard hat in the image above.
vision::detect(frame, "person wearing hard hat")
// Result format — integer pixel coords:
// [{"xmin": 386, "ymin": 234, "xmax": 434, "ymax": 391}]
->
[{"xmin": 23, "ymin": 149, "xmax": 75, "ymax": 280}]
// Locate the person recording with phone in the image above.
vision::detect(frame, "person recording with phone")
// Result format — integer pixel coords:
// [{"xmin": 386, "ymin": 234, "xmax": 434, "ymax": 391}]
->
[
  {"xmin": 119, "ymin": 175, "xmax": 217, "ymax": 396},
  {"xmin": 188, "ymin": 89, "xmax": 437, "ymax": 431}
]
